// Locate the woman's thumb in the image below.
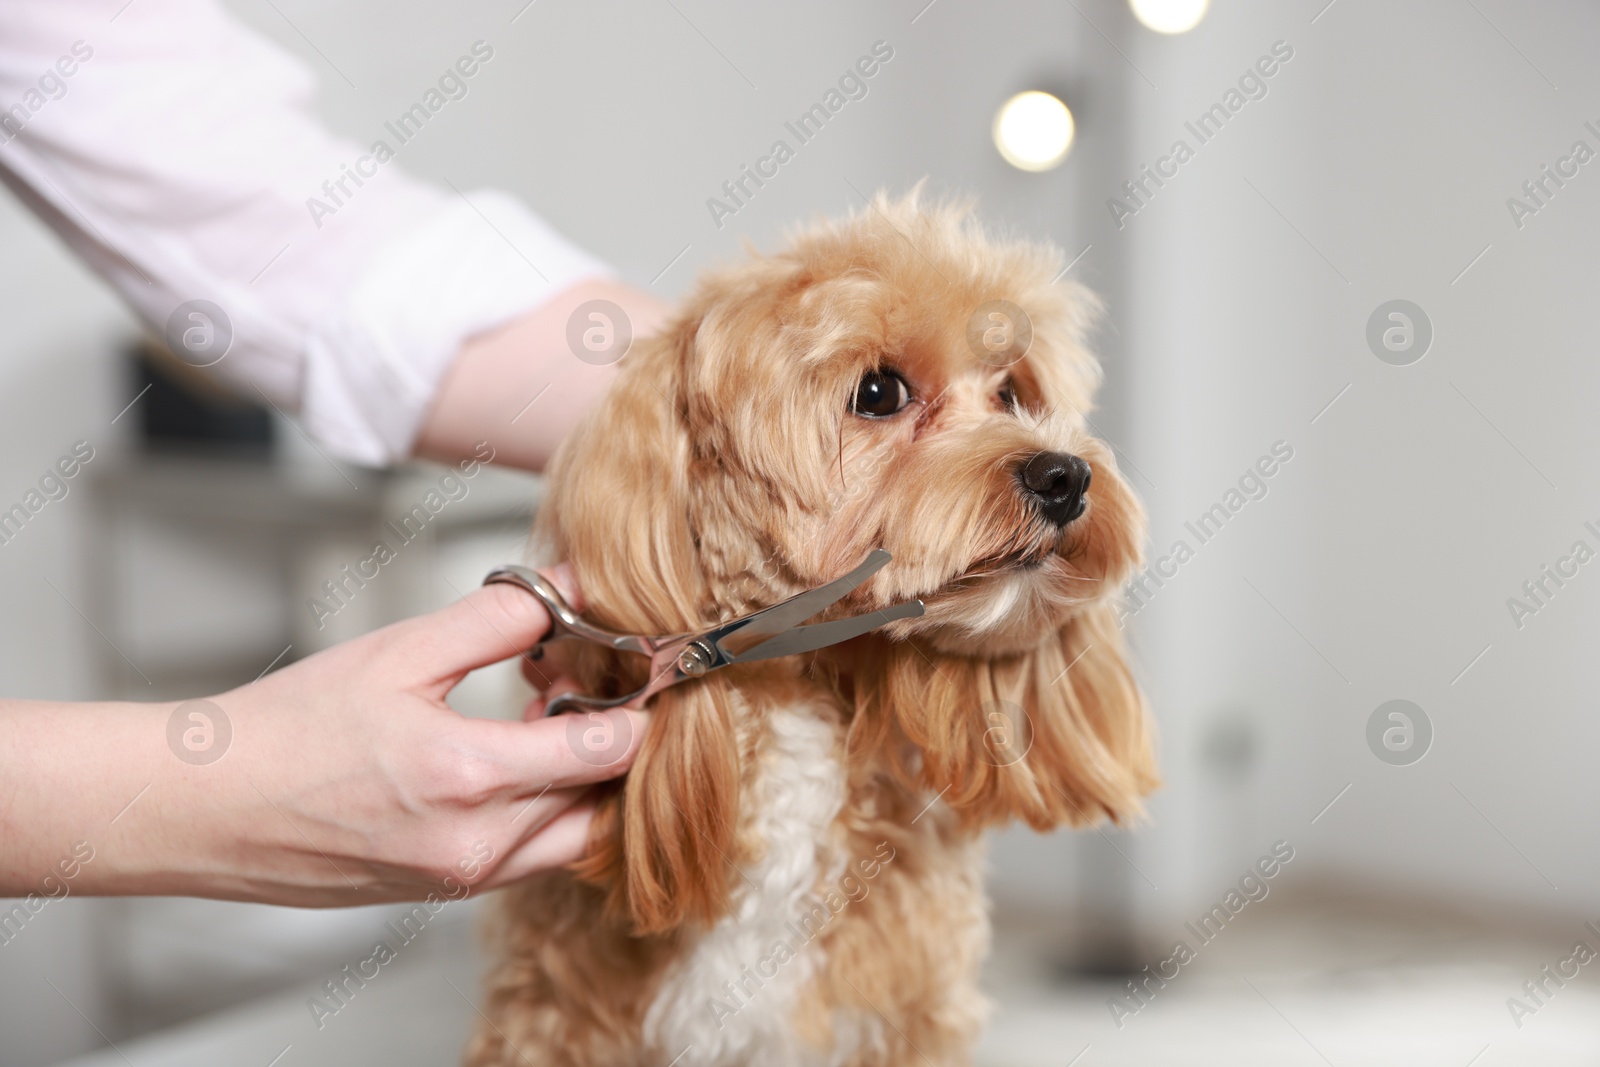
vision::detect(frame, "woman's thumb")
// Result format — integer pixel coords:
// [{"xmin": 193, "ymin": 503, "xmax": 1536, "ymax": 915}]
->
[{"xmin": 395, "ymin": 564, "xmax": 582, "ymax": 690}]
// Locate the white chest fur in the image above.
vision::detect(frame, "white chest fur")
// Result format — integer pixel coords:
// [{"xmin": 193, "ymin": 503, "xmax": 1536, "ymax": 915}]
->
[{"xmin": 642, "ymin": 704, "xmax": 848, "ymax": 1067}]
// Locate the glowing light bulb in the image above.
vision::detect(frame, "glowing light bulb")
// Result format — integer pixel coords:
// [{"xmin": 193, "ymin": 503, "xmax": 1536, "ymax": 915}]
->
[
  {"xmin": 1130, "ymin": 0, "xmax": 1209, "ymax": 34},
  {"xmin": 992, "ymin": 91, "xmax": 1075, "ymax": 173}
]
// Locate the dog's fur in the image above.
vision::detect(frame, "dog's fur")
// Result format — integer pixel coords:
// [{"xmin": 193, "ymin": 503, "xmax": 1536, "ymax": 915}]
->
[{"xmin": 466, "ymin": 192, "xmax": 1158, "ymax": 1066}]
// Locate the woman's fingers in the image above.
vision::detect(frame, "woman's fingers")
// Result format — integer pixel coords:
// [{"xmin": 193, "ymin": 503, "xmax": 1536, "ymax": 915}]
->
[
  {"xmin": 518, "ymin": 565, "xmax": 585, "ymax": 689},
  {"xmin": 390, "ymin": 562, "xmax": 587, "ymax": 696},
  {"xmin": 505, "ymin": 782, "xmax": 589, "ymax": 835},
  {"xmin": 388, "ymin": 582, "xmax": 552, "ymax": 694},
  {"xmin": 470, "ymin": 708, "xmax": 651, "ymax": 790},
  {"xmin": 487, "ymin": 799, "xmax": 599, "ymax": 886},
  {"xmin": 541, "ymin": 562, "xmax": 584, "ymax": 611}
]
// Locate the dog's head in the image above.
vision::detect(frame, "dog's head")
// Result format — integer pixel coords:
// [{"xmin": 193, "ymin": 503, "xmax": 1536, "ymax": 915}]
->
[{"xmin": 543, "ymin": 191, "xmax": 1157, "ymax": 934}]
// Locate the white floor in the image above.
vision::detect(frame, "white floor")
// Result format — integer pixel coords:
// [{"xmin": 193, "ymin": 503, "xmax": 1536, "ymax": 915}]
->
[
  {"xmin": 50, "ymin": 890, "xmax": 1600, "ymax": 1067},
  {"xmin": 979, "ymin": 890, "xmax": 1600, "ymax": 1067}
]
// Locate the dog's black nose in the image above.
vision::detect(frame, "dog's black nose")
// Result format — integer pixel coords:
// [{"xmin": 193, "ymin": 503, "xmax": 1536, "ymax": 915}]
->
[{"xmin": 1017, "ymin": 451, "xmax": 1092, "ymax": 526}]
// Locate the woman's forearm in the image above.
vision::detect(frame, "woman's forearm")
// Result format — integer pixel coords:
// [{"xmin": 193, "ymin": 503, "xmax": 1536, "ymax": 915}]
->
[
  {"xmin": 413, "ymin": 277, "xmax": 674, "ymax": 473},
  {"xmin": 0, "ymin": 698, "xmax": 178, "ymax": 897}
]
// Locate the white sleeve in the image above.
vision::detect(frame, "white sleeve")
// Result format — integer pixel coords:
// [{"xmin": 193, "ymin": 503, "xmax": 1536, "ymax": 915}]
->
[{"xmin": 0, "ymin": 0, "xmax": 610, "ymax": 466}]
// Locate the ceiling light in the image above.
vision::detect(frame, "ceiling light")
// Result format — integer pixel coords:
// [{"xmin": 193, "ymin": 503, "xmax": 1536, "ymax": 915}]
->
[
  {"xmin": 993, "ymin": 91, "xmax": 1075, "ymax": 173},
  {"xmin": 1130, "ymin": 0, "xmax": 1209, "ymax": 34}
]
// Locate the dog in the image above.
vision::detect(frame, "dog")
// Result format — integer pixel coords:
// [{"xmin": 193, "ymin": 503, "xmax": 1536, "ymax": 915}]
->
[{"xmin": 466, "ymin": 190, "xmax": 1158, "ymax": 1066}]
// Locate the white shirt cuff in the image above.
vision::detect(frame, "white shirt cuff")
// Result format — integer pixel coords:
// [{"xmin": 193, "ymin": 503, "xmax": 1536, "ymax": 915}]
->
[{"xmin": 300, "ymin": 189, "xmax": 610, "ymax": 466}]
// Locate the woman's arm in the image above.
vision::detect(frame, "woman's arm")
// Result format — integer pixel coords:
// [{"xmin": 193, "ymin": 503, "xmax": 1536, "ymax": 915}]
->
[
  {"xmin": 0, "ymin": 3, "xmax": 659, "ymax": 903},
  {"xmin": 414, "ymin": 277, "xmax": 672, "ymax": 472},
  {"xmin": 0, "ymin": 0, "xmax": 633, "ymax": 471},
  {"xmin": 0, "ymin": 577, "xmax": 646, "ymax": 905}
]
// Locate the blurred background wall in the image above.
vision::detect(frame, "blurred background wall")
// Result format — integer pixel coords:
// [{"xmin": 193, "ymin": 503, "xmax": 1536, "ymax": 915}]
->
[{"xmin": 3, "ymin": 0, "xmax": 1599, "ymax": 1063}]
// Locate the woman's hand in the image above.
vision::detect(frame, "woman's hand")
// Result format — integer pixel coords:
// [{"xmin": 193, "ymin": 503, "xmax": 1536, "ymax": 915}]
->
[{"xmin": 0, "ymin": 573, "xmax": 648, "ymax": 906}]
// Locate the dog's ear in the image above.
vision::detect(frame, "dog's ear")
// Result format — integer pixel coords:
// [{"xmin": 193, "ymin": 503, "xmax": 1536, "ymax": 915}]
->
[
  {"xmin": 851, "ymin": 599, "xmax": 1157, "ymax": 829},
  {"xmin": 567, "ymin": 678, "xmax": 740, "ymax": 935},
  {"xmin": 540, "ymin": 318, "xmax": 741, "ymax": 936}
]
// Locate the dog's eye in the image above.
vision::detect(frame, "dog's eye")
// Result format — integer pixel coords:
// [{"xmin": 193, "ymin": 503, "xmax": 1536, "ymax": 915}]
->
[
  {"xmin": 997, "ymin": 380, "xmax": 1015, "ymax": 409},
  {"xmin": 852, "ymin": 370, "xmax": 910, "ymax": 419}
]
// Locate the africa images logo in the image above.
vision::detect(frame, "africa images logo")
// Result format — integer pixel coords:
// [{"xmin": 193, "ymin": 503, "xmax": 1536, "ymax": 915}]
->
[
  {"xmin": 705, "ymin": 41, "xmax": 894, "ymax": 229},
  {"xmin": 304, "ymin": 42, "xmax": 495, "ymax": 229},
  {"xmin": 1106, "ymin": 39, "xmax": 1294, "ymax": 229}
]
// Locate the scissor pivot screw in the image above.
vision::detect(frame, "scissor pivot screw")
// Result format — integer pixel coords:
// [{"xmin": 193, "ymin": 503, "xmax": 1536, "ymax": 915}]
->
[{"xmin": 678, "ymin": 642, "xmax": 714, "ymax": 677}]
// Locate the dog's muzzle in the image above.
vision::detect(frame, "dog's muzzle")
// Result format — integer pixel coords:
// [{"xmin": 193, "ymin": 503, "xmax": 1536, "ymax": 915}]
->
[{"xmin": 1016, "ymin": 451, "xmax": 1091, "ymax": 526}]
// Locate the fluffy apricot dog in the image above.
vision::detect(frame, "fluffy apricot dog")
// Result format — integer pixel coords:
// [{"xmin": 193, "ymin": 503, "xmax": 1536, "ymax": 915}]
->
[{"xmin": 467, "ymin": 191, "xmax": 1158, "ymax": 1066}]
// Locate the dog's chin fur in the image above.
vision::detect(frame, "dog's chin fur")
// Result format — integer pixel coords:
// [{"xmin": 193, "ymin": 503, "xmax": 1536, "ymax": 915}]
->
[{"xmin": 467, "ymin": 190, "xmax": 1159, "ymax": 1067}]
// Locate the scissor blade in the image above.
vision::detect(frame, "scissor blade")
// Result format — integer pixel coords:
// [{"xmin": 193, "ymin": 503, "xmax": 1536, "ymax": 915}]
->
[
  {"xmin": 730, "ymin": 599, "xmax": 925, "ymax": 664},
  {"xmin": 715, "ymin": 549, "xmax": 894, "ymax": 659}
]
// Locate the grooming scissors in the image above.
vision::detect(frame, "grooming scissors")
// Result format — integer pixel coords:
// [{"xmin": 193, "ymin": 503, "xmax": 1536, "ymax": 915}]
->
[{"xmin": 482, "ymin": 549, "xmax": 924, "ymax": 717}]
